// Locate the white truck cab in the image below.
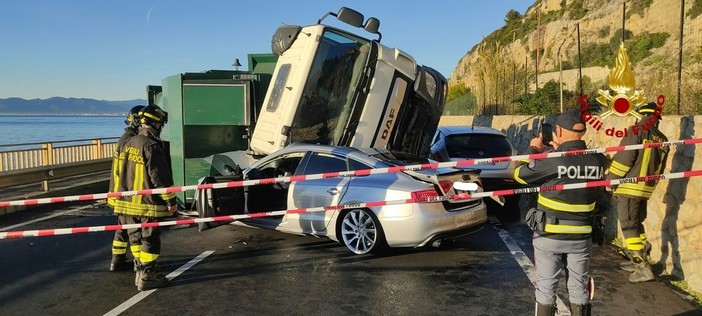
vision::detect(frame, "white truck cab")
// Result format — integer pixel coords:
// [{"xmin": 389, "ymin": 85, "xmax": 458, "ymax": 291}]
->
[{"xmin": 250, "ymin": 7, "xmax": 447, "ymax": 158}]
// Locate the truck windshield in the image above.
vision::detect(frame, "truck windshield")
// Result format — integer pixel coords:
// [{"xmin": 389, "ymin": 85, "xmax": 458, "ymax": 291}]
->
[{"xmin": 289, "ymin": 29, "xmax": 370, "ymax": 145}]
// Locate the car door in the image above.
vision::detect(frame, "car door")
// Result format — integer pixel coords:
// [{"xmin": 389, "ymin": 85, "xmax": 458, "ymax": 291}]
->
[
  {"xmin": 242, "ymin": 152, "xmax": 305, "ymax": 231},
  {"xmin": 290, "ymin": 152, "xmax": 351, "ymax": 234}
]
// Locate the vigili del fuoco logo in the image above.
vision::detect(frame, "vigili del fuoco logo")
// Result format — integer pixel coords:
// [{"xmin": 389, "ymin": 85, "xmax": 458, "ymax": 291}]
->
[{"xmin": 579, "ymin": 43, "xmax": 663, "ymax": 138}]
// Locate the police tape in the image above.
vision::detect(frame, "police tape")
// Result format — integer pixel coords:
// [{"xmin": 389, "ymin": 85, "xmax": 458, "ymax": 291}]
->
[
  {"xmin": 1, "ymin": 137, "xmax": 701, "ymax": 208},
  {"xmin": 1, "ymin": 168, "xmax": 701, "ymax": 240}
]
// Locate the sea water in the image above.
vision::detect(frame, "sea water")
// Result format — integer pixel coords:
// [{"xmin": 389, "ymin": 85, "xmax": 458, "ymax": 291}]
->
[{"xmin": 0, "ymin": 115, "xmax": 126, "ymax": 147}]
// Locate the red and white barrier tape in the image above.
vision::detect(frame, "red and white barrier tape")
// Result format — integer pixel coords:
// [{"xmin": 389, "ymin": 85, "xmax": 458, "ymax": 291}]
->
[
  {"xmin": 2, "ymin": 169, "xmax": 701, "ymax": 240},
  {"xmin": 1, "ymin": 137, "xmax": 700, "ymax": 208}
]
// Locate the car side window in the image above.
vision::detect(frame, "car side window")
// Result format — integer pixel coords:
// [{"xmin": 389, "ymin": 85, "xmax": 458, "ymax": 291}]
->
[
  {"xmin": 248, "ymin": 153, "xmax": 304, "ymax": 179},
  {"xmin": 303, "ymin": 153, "xmax": 347, "ymax": 174},
  {"xmin": 348, "ymin": 158, "xmax": 370, "ymax": 171}
]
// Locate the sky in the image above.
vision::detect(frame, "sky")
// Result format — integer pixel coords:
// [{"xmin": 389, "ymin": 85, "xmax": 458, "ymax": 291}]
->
[{"xmin": 0, "ymin": 1, "xmax": 532, "ymax": 101}]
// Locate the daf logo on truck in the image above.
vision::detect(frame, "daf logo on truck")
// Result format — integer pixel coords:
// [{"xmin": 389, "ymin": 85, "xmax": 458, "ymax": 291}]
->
[{"xmin": 381, "ymin": 108, "xmax": 395, "ymax": 140}]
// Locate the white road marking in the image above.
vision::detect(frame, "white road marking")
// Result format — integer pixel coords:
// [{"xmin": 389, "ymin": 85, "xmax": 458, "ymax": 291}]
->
[
  {"xmin": 103, "ymin": 250, "xmax": 215, "ymax": 316},
  {"xmin": 0, "ymin": 204, "xmax": 97, "ymax": 232},
  {"xmin": 489, "ymin": 216, "xmax": 571, "ymax": 316}
]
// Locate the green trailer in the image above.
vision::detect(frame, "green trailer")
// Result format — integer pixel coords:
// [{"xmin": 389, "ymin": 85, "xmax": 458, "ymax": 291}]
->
[{"xmin": 158, "ymin": 54, "xmax": 277, "ymax": 204}]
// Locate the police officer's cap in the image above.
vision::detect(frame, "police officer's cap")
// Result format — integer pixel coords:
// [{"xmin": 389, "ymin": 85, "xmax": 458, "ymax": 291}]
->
[{"xmin": 555, "ymin": 108, "xmax": 586, "ymax": 133}]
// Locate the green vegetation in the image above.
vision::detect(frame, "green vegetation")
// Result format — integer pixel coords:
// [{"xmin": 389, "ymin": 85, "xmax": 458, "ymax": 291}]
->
[
  {"xmin": 688, "ymin": 0, "xmax": 702, "ymax": 19},
  {"xmin": 475, "ymin": 6, "xmax": 565, "ymax": 53},
  {"xmin": 597, "ymin": 26, "xmax": 611, "ymax": 39},
  {"xmin": 444, "ymin": 83, "xmax": 478, "ymax": 115},
  {"xmin": 514, "ymin": 80, "xmax": 576, "ymax": 115},
  {"xmin": 627, "ymin": 0, "xmax": 654, "ymax": 18},
  {"xmin": 566, "ymin": 0, "xmax": 587, "ymax": 20},
  {"xmin": 447, "ymin": 82, "xmax": 470, "ymax": 103},
  {"xmin": 505, "ymin": 9, "xmax": 521, "ymax": 24},
  {"xmin": 576, "ymin": 29, "xmax": 669, "ymax": 67}
]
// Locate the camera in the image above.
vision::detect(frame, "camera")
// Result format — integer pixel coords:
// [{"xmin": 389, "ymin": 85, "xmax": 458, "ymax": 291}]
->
[{"xmin": 541, "ymin": 123, "xmax": 553, "ymax": 146}]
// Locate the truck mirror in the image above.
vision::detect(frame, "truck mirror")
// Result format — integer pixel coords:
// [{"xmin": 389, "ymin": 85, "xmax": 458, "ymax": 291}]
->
[
  {"xmin": 336, "ymin": 7, "xmax": 364, "ymax": 27},
  {"xmin": 364, "ymin": 17, "xmax": 380, "ymax": 34},
  {"xmin": 414, "ymin": 67, "xmax": 437, "ymax": 103},
  {"xmin": 271, "ymin": 25, "xmax": 302, "ymax": 56}
]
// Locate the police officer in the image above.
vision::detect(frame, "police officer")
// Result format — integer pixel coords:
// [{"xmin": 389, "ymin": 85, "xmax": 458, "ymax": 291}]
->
[
  {"xmin": 606, "ymin": 102, "xmax": 669, "ymax": 283},
  {"xmin": 514, "ymin": 108, "xmax": 607, "ymax": 316},
  {"xmin": 108, "ymin": 105, "xmax": 144, "ymax": 272},
  {"xmin": 112, "ymin": 104, "xmax": 177, "ymax": 291}
]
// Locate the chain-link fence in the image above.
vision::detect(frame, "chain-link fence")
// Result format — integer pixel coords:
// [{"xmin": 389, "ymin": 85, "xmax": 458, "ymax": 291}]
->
[{"xmin": 447, "ymin": 0, "xmax": 702, "ymax": 116}]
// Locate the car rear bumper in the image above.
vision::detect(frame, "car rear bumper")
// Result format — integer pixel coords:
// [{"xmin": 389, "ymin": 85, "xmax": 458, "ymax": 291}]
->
[{"xmin": 379, "ymin": 201, "xmax": 488, "ymax": 248}]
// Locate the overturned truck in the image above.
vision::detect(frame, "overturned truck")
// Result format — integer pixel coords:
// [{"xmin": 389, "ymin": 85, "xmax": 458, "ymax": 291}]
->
[{"xmin": 160, "ymin": 7, "xmax": 448, "ymax": 205}]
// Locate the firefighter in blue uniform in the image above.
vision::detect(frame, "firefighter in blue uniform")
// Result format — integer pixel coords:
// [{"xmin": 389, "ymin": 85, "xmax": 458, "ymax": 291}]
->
[
  {"xmin": 514, "ymin": 108, "xmax": 607, "ymax": 316},
  {"xmin": 606, "ymin": 102, "xmax": 669, "ymax": 283},
  {"xmin": 112, "ymin": 104, "xmax": 177, "ymax": 291},
  {"xmin": 108, "ymin": 105, "xmax": 144, "ymax": 272}
]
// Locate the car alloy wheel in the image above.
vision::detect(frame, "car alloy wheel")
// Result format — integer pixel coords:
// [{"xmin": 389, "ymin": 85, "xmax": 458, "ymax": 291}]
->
[{"xmin": 340, "ymin": 209, "xmax": 383, "ymax": 255}]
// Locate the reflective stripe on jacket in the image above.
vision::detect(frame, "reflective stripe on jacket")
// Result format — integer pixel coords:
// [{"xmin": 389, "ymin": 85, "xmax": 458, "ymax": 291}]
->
[
  {"xmin": 108, "ymin": 127, "xmax": 138, "ymax": 207},
  {"xmin": 514, "ymin": 140, "xmax": 607, "ymax": 239},
  {"xmin": 112, "ymin": 127, "xmax": 176, "ymax": 217},
  {"xmin": 606, "ymin": 120, "xmax": 669, "ymax": 199}
]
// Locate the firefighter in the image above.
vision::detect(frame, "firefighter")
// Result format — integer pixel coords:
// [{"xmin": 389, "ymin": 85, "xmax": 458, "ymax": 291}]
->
[
  {"xmin": 514, "ymin": 108, "xmax": 607, "ymax": 316},
  {"xmin": 108, "ymin": 105, "xmax": 144, "ymax": 272},
  {"xmin": 606, "ymin": 101, "xmax": 669, "ymax": 283},
  {"xmin": 112, "ymin": 104, "xmax": 177, "ymax": 291}
]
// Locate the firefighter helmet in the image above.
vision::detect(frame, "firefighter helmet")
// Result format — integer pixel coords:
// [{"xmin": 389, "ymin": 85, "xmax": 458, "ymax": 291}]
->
[
  {"xmin": 125, "ymin": 105, "xmax": 145, "ymax": 128},
  {"xmin": 138, "ymin": 104, "xmax": 168, "ymax": 126},
  {"xmin": 636, "ymin": 102, "xmax": 660, "ymax": 117}
]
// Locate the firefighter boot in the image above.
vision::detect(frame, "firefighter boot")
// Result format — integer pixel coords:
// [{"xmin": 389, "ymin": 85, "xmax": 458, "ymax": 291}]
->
[
  {"xmin": 569, "ymin": 303, "xmax": 592, "ymax": 316},
  {"xmin": 620, "ymin": 258, "xmax": 637, "ymax": 273},
  {"xmin": 628, "ymin": 250, "xmax": 655, "ymax": 283},
  {"xmin": 109, "ymin": 255, "xmax": 130, "ymax": 272},
  {"xmin": 137, "ymin": 263, "xmax": 169, "ymax": 291},
  {"xmin": 620, "ymin": 242, "xmax": 653, "ymax": 272},
  {"xmin": 535, "ymin": 302, "xmax": 556, "ymax": 316}
]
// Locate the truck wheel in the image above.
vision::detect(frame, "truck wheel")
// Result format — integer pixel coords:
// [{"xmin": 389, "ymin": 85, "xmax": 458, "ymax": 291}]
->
[{"xmin": 337, "ymin": 209, "xmax": 387, "ymax": 255}]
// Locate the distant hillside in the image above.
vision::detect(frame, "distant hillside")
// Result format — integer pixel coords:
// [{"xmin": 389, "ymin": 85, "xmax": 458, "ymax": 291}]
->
[
  {"xmin": 450, "ymin": 0, "xmax": 702, "ymax": 113},
  {"xmin": 0, "ymin": 97, "xmax": 147, "ymax": 115}
]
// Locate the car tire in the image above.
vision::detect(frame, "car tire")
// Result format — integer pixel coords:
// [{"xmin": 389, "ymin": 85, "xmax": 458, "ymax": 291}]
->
[{"xmin": 337, "ymin": 209, "xmax": 387, "ymax": 255}]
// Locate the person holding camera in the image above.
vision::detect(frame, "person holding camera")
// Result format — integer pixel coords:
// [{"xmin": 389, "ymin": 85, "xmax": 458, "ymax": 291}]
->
[{"xmin": 514, "ymin": 109, "xmax": 607, "ymax": 316}]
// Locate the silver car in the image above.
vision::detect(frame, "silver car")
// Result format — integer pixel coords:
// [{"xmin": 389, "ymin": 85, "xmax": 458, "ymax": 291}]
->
[{"xmin": 197, "ymin": 144, "xmax": 487, "ymax": 255}]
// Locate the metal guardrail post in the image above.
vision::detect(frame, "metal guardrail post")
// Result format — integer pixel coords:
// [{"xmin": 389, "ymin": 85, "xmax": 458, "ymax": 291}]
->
[
  {"xmin": 92, "ymin": 139, "xmax": 103, "ymax": 159},
  {"xmin": 41, "ymin": 142, "xmax": 54, "ymax": 191}
]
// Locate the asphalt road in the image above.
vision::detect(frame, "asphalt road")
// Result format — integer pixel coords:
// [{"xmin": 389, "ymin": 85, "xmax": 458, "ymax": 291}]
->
[{"xmin": 0, "ymin": 202, "xmax": 699, "ymax": 316}]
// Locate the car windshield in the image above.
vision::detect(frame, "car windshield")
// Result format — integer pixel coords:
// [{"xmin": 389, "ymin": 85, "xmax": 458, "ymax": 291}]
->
[
  {"xmin": 289, "ymin": 29, "xmax": 371, "ymax": 146},
  {"xmin": 445, "ymin": 133, "xmax": 512, "ymax": 158}
]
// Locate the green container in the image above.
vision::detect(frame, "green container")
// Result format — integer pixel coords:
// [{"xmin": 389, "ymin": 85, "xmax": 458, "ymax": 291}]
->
[{"xmin": 160, "ymin": 54, "xmax": 277, "ymax": 204}]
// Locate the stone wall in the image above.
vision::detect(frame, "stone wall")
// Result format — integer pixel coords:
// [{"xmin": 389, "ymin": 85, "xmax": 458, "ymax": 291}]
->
[{"xmin": 439, "ymin": 115, "xmax": 702, "ymax": 292}]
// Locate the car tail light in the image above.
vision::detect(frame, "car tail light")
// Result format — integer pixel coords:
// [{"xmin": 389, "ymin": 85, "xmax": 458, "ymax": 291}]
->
[
  {"xmin": 438, "ymin": 180, "xmax": 453, "ymax": 195},
  {"xmin": 411, "ymin": 189, "xmax": 439, "ymax": 202}
]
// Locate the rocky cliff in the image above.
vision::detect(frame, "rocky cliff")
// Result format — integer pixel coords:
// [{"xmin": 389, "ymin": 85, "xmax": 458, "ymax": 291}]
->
[{"xmin": 450, "ymin": 0, "xmax": 702, "ymax": 111}]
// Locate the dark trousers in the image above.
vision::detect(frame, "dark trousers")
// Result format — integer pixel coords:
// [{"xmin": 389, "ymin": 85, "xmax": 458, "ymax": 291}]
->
[
  {"xmin": 112, "ymin": 215, "xmax": 141, "ymax": 258},
  {"xmin": 113, "ymin": 215, "xmax": 161, "ymax": 265},
  {"xmin": 616, "ymin": 196, "xmax": 648, "ymax": 251}
]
